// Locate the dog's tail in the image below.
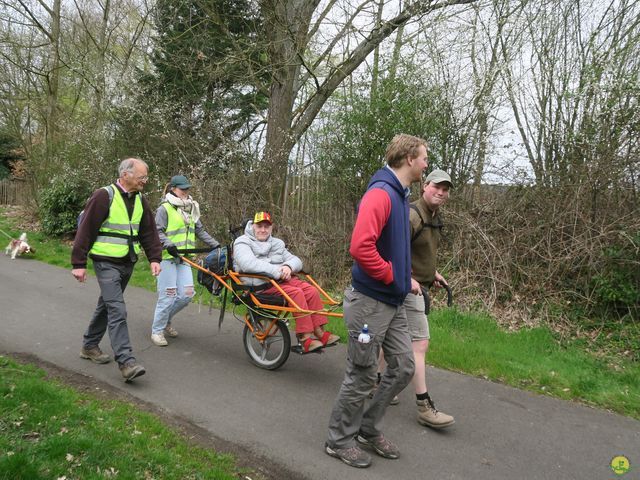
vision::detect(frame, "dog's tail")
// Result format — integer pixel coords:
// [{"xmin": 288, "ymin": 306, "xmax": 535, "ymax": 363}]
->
[{"xmin": 19, "ymin": 232, "xmax": 27, "ymax": 241}]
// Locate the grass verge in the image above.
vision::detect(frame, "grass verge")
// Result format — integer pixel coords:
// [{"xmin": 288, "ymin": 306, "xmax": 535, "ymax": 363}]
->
[
  {"xmin": 0, "ymin": 355, "xmax": 249, "ymax": 480},
  {"xmin": 427, "ymin": 309, "xmax": 639, "ymax": 419},
  {"xmin": 1, "ymin": 206, "xmax": 639, "ymax": 421}
]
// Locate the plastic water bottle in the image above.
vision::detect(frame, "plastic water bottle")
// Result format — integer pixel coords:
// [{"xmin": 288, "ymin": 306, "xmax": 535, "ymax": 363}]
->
[{"xmin": 358, "ymin": 324, "xmax": 371, "ymax": 344}]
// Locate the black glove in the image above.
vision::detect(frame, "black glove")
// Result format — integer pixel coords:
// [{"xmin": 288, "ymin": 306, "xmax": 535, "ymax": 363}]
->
[{"xmin": 166, "ymin": 245, "xmax": 180, "ymax": 258}]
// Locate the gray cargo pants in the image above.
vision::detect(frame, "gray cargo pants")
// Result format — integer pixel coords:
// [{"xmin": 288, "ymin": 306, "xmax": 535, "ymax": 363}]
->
[
  {"xmin": 327, "ymin": 288, "xmax": 415, "ymax": 448},
  {"xmin": 83, "ymin": 260, "xmax": 136, "ymax": 366}
]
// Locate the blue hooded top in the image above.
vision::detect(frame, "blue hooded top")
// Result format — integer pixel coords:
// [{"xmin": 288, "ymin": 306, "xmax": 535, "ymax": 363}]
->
[{"xmin": 350, "ymin": 167, "xmax": 412, "ymax": 305}]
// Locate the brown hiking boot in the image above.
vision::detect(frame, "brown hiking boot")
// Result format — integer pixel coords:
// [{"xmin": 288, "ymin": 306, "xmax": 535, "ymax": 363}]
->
[
  {"xmin": 80, "ymin": 346, "xmax": 111, "ymax": 364},
  {"xmin": 119, "ymin": 360, "xmax": 146, "ymax": 381},
  {"xmin": 417, "ymin": 395, "xmax": 455, "ymax": 429}
]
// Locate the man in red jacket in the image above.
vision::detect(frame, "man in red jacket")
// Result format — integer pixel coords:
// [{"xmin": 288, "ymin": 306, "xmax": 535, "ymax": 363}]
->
[{"xmin": 326, "ymin": 134, "xmax": 428, "ymax": 468}]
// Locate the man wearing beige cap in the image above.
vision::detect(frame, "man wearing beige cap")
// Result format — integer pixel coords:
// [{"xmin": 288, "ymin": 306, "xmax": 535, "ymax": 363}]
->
[
  {"xmin": 406, "ymin": 169, "xmax": 455, "ymax": 427},
  {"xmin": 371, "ymin": 168, "xmax": 455, "ymax": 428}
]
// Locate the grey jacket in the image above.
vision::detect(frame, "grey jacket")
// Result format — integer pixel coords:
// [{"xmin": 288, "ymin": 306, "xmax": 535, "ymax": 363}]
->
[{"xmin": 232, "ymin": 221, "xmax": 303, "ymax": 286}]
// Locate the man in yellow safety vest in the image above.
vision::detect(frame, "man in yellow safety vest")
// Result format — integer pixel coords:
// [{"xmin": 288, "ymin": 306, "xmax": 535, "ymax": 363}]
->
[{"xmin": 72, "ymin": 158, "xmax": 162, "ymax": 381}]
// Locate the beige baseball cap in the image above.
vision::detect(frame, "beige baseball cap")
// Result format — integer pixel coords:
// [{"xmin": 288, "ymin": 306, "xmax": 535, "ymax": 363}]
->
[{"xmin": 425, "ymin": 169, "xmax": 453, "ymax": 187}]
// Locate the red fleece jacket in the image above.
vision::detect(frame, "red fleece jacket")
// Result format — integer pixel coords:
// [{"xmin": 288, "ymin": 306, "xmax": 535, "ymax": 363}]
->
[{"xmin": 349, "ymin": 188, "xmax": 394, "ymax": 285}]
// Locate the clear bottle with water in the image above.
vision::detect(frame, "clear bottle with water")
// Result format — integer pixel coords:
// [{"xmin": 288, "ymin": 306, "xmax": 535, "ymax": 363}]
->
[{"xmin": 358, "ymin": 324, "xmax": 371, "ymax": 344}]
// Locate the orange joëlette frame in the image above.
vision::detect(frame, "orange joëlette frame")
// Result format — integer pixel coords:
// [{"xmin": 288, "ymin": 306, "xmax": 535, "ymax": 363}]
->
[{"xmin": 179, "ymin": 256, "xmax": 343, "ymax": 318}]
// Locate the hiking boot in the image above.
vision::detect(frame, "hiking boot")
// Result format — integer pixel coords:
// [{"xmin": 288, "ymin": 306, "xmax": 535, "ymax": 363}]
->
[
  {"xmin": 151, "ymin": 332, "xmax": 168, "ymax": 346},
  {"xmin": 119, "ymin": 360, "xmax": 146, "ymax": 381},
  {"xmin": 356, "ymin": 433, "xmax": 400, "ymax": 459},
  {"xmin": 80, "ymin": 346, "xmax": 111, "ymax": 364},
  {"xmin": 417, "ymin": 395, "xmax": 455, "ymax": 429},
  {"xmin": 164, "ymin": 325, "xmax": 178, "ymax": 337},
  {"xmin": 368, "ymin": 382, "xmax": 400, "ymax": 405},
  {"xmin": 325, "ymin": 443, "xmax": 371, "ymax": 468}
]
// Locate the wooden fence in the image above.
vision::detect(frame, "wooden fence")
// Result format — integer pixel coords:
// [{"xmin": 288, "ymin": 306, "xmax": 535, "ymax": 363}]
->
[{"xmin": 0, "ymin": 179, "xmax": 28, "ymax": 205}]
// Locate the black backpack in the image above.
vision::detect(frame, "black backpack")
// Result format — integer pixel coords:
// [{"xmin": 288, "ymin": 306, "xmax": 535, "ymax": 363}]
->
[
  {"xmin": 196, "ymin": 219, "xmax": 248, "ymax": 295},
  {"xmin": 197, "ymin": 247, "xmax": 228, "ymax": 295}
]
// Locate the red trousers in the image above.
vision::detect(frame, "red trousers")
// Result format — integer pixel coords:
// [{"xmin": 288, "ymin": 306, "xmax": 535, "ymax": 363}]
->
[{"xmin": 262, "ymin": 277, "xmax": 327, "ymax": 334}]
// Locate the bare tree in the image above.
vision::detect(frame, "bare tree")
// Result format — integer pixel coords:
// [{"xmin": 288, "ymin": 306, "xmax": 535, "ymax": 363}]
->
[
  {"xmin": 0, "ymin": 0, "xmax": 152, "ymax": 182},
  {"xmin": 259, "ymin": 0, "xmax": 477, "ymax": 207},
  {"xmin": 9, "ymin": 0, "xmax": 62, "ymax": 157},
  {"xmin": 499, "ymin": 0, "xmax": 640, "ymax": 188}
]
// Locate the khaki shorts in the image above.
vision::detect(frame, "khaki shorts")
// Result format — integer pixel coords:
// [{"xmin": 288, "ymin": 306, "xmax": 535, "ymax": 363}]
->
[{"xmin": 404, "ymin": 292, "xmax": 430, "ymax": 340}]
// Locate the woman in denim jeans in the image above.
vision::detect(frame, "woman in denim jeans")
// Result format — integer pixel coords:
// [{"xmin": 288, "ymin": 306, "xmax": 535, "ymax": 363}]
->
[{"xmin": 151, "ymin": 175, "xmax": 219, "ymax": 346}]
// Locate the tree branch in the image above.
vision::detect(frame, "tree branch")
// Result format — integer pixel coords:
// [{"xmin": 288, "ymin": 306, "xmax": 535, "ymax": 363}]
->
[{"xmin": 292, "ymin": 0, "xmax": 477, "ymax": 142}]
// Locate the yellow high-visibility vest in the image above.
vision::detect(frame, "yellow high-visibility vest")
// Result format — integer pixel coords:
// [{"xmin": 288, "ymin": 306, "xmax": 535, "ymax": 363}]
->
[
  {"xmin": 89, "ymin": 185, "xmax": 142, "ymax": 258},
  {"xmin": 161, "ymin": 203, "xmax": 196, "ymax": 260}
]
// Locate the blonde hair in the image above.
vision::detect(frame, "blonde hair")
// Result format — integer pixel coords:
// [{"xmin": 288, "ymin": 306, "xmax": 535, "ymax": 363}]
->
[{"xmin": 385, "ymin": 134, "xmax": 428, "ymax": 168}]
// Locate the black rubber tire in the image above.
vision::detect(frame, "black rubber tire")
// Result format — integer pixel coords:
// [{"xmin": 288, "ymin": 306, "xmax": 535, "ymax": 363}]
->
[{"xmin": 242, "ymin": 318, "xmax": 291, "ymax": 370}]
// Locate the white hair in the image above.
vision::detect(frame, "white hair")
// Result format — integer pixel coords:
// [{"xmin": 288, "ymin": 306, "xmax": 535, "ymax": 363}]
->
[{"xmin": 118, "ymin": 158, "xmax": 147, "ymax": 176}]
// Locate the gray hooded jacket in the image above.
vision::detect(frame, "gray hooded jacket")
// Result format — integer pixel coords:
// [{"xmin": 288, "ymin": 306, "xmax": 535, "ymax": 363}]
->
[{"xmin": 232, "ymin": 221, "xmax": 303, "ymax": 287}]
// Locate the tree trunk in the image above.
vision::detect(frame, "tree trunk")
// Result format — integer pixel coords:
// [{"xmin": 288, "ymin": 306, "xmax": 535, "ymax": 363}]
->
[
  {"xmin": 260, "ymin": 0, "xmax": 477, "ymax": 209},
  {"xmin": 261, "ymin": 0, "xmax": 319, "ymax": 208},
  {"xmin": 45, "ymin": 0, "xmax": 62, "ymax": 160},
  {"xmin": 95, "ymin": 0, "xmax": 111, "ymax": 126}
]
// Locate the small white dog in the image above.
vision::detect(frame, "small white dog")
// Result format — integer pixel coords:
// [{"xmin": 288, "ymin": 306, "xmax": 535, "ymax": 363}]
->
[{"xmin": 4, "ymin": 232, "xmax": 34, "ymax": 259}]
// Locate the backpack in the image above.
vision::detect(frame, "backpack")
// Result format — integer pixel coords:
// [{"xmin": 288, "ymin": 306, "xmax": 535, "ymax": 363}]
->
[
  {"xmin": 197, "ymin": 246, "xmax": 228, "ymax": 295},
  {"xmin": 409, "ymin": 204, "xmax": 443, "ymax": 243},
  {"xmin": 77, "ymin": 185, "xmax": 115, "ymax": 229}
]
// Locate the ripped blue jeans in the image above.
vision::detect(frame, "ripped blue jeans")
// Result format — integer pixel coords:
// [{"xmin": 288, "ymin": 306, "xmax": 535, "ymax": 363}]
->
[{"xmin": 152, "ymin": 259, "xmax": 195, "ymax": 334}]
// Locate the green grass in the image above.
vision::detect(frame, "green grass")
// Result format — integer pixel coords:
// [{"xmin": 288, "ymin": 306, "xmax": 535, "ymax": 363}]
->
[
  {"xmin": 0, "ymin": 356, "xmax": 247, "ymax": 480},
  {"xmin": 2, "ymin": 206, "xmax": 639, "ymax": 421},
  {"xmin": 428, "ymin": 309, "xmax": 640, "ymax": 418}
]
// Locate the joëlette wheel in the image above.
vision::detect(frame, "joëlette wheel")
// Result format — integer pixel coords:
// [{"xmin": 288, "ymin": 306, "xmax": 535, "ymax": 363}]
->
[{"xmin": 243, "ymin": 318, "xmax": 291, "ymax": 370}]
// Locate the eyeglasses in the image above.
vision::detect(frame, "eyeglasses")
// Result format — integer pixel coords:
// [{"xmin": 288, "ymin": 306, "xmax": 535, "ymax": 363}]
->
[{"xmin": 128, "ymin": 172, "xmax": 148, "ymax": 181}]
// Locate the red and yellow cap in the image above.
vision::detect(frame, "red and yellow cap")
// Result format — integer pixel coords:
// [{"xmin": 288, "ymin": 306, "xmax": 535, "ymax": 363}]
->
[{"xmin": 253, "ymin": 211, "xmax": 273, "ymax": 224}]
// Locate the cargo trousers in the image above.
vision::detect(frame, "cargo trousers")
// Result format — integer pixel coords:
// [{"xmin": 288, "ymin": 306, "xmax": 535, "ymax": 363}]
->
[{"xmin": 327, "ymin": 288, "xmax": 415, "ymax": 448}]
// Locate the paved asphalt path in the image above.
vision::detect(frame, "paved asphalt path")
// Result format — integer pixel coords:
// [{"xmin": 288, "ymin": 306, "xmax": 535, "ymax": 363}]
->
[{"xmin": 1, "ymin": 254, "xmax": 638, "ymax": 480}]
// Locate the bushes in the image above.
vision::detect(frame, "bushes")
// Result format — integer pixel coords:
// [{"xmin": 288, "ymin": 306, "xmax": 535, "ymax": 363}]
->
[
  {"xmin": 39, "ymin": 173, "xmax": 93, "ymax": 236},
  {"xmin": 440, "ymin": 184, "xmax": 639, "ymax": 322},
  {"xmin": 591, "ymin": 231, "xmax": 640, "ymax": 318}
]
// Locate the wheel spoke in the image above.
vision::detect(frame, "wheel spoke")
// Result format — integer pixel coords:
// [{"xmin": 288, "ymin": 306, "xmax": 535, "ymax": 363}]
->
[
  {"xmin": 264, "ymin": 336, "xmax": 283, "ymax": 347},
  {"xmin": 243, "ymin": 319, "xmax": 291, "ymax": 370}
]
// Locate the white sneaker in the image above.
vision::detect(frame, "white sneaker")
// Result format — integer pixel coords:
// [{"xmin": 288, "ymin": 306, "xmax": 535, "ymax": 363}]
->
[{"xmin": 151, "ymin": 333, "xmax": 168, "ymax": 346}]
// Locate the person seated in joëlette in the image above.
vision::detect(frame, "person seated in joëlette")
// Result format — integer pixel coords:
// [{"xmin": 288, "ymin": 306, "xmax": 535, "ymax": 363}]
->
[{"xmin": 232, "ymin": 211, "xmax": 340, "ymax": 352}]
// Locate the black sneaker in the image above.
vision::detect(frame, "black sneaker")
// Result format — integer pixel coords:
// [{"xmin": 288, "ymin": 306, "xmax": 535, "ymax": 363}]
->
[{"xmin": 325, "ymin": 443, "xmax": 372, "ymax": 468}]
